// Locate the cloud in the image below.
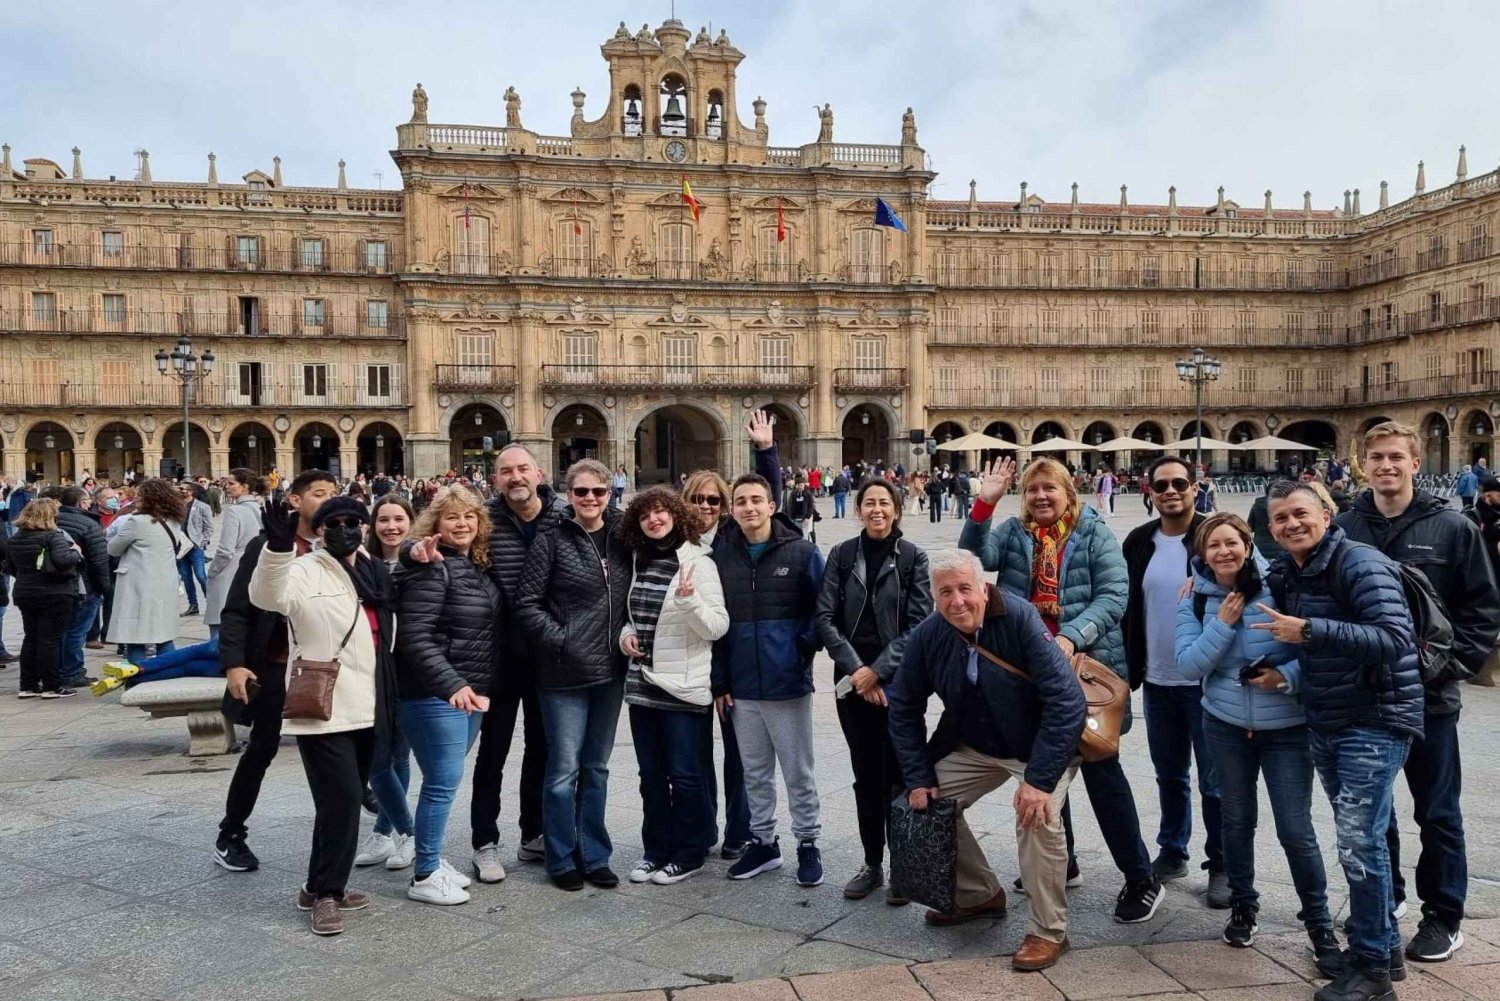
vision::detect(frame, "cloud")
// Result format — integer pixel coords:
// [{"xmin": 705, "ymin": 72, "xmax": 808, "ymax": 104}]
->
[{"xmin": 3, "ymin": 0, "xmax": 1493, "ymax": 207}]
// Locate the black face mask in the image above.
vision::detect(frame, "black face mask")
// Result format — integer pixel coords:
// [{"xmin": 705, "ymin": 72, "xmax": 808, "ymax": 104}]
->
[{"xmin": 323, "ymin": 524, "xmax": 364, "ymax": 558}]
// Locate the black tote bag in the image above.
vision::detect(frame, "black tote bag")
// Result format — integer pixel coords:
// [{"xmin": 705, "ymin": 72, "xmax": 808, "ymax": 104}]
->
[{"xmin": 888, "ymin": 795, "xmax": 960, "ymax": 913}]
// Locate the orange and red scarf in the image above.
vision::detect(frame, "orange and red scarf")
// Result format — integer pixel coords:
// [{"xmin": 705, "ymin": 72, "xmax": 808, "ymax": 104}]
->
[{"xmin": 1028, "ymin": 516, "xmax": 1074, "ymax": 629}]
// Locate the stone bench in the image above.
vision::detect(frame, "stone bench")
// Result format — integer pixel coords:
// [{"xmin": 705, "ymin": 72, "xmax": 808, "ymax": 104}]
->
[{"xmin": 119, "ymin": 677, "xmax": 233, "ymax": 756}]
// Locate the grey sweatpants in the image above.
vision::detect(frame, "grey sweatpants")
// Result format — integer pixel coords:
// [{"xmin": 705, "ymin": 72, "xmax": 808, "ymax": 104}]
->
[{"xmin": 734, "ymin": 696, "xmax": 822, "ymax": 845}]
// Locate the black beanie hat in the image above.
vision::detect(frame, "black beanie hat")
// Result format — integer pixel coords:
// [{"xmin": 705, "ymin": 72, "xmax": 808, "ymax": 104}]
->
[{"xmin": 310, "ymin": 496, "xmax": 370, "ymax": 530}]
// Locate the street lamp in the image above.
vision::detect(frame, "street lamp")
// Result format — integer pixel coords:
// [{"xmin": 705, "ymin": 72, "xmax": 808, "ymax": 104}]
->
[
  {"xmin": 1175, "ymin": 346, "xmax": 1222, "ymax": 474},
  {"xmin": 155, "ymin": 334, "xmax": 214, "ymax": 479}
]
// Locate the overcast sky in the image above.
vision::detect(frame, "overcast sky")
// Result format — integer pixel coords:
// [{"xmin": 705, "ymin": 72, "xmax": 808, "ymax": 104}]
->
[{"xmin": 5, "ymin": 1, "xmax": 1494, "ymax": 210}]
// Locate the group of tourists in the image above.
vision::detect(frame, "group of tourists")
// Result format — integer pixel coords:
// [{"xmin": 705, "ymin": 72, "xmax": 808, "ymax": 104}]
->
[{"xmin": 3, "ymin": 415, "xmax": 1491, "ymax": 1000}]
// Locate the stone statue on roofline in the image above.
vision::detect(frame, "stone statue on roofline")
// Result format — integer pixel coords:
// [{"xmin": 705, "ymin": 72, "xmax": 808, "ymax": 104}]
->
[
  {"xmin": 410, "ymin": 83, "xmax": 428, "ymax": 123},
  {"xmin": 504, "ymin": 87, "xmax": 522, "ymax": 129},
  {"xmin": 816, "ymin": 103, "xmax": 834, "ymax": 143},
  {"xmin": 901, "ymin": 107, "xmax": 917, "ymax": 145}
]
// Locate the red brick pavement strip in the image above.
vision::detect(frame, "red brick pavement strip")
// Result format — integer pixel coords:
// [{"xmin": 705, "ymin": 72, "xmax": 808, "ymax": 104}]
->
[{"xmin": 539, "ymin": 940, "xmax": 1498, "ymax": 1000}]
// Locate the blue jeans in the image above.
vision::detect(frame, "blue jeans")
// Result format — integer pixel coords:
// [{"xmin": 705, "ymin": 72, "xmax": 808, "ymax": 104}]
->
[
  {"xmin": 132, "ymin": 638, "xmax": 219, "ymax": 683},
  {"xmin": 62, "ymin": 592, "xmax": 100, "ymax": 684},
  {"xmin": 702, "ymin": 704, "xmax": 752, "ymax": 848},
  {"xmin": 1143, "ymin": 682, "xmax": 1223, "ymax": 871},
  {"xmin": 401, "ymin": 697, "xmax": 483, "ymax": 879},
  {"xmin": 537, "ymin": 680, "xmax": 624, "ymax": 877},
  {"xmin": 630, "ymin": 705, "xmax": 711, "ymax": 868},
  {"xmin": 370, "ymin": 724, "xmax": 414, "ymax": 838},
  {"xmin": 1387, "ymin": 710, "xmax": 1466, "ymax": 928},
  {"xmin": 126, "ymin": 640, "xmax": 176, "ymax": 665},
  {"xmin": 1205, "ymin": 715, "xmax": 1331, "ymax": 927},
  {"xmin": 1311, "ymin": 725, "xmax": 1410, "ymax": 972},
  {"xmin": 832, "ymin": 492, "xmax": 847, "ymax": 518},
  {"xmin": 178, "ymin": 546, "xmax": 207, "ymax": 608}
]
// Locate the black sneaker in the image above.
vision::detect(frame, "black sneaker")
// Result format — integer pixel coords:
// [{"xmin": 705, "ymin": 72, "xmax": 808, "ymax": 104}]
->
[
  {"xmin": 1114, "ymin": 876, "xmax": 1165, "ymax": 924},
  {"xmin": 1388, "ymin": 947, "xmax": 1406, "ymax": 982},
  {"xmin": 1223, "ymin": 904, "xmax": 1258, "ymax": 947},
  {"xmin": 1151, "ymin": 854, "xmax": 1189, "ymax": 881},
  {"xmin": 1313, "ymin": 965, "xmax": 1395, "ymax": 1001},
  {"xmin": 1309, "ymin": 927, "xmax": 1343, "ymax": 976},
  {"xmin": 17, "ymin": 688, "xmax": 43, "ymax": 699},
  {"xmin": 795, "ymin": 840, "xmax": 823, "ymax": 887},
  {"xmin": 843, "ymin": 863, "xmax": 884, "ymax": 899},
  {"xmin": 1406, "ymin": 916, "xmax": 1462, "ymax": 962},
  {"xmin": 552, "ymin": 869, "xmax": 585, "ymax": 891},
  {"xmin": 1014, "ymin": 858, "xmax": 1082, "ymax": 894},
  {"xmin": 182, "ymin": 607, "xmax": 200, "ymax": 617},
  {"xmin": 40, "ymin": 688, "xmax": 77, "ymax": 700},
  {"xmin": 720, "ymin": 840, "xmax": 751, "ymax": 861},
  {"xmin": 727, "ymin": 837, "xmax": 783, "ymax": 880},
  {"xmin": 214, "ymin": 835, "xmax": 260, "ymax": 872},
  {"xmin": 583, "ymin": 866, "xmax": 619, "ymax": 889}
]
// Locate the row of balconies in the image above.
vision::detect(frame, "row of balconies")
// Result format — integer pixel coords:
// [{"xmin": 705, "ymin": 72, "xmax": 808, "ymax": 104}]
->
[
  {"xmin": 0, "ymin": 381, "xmax": 409, "ymax": 409},
  {"xmin": 0, "ymin": 241, "xmax": 403, "ymax": 275},
  {"xmin": 0, "ymin": 308, "xmax": 406, "ymax": 339},
  {"xmin": 433, "ymin": 364, "xmax": 911, "ymax": 394},
  {"xmin": 1347, "ymin": 296, "xmax": 1500, "ymax": 343},
  {"xmin": 927, "ymin": 324, "xmax": 1344, "ymax": 349}
]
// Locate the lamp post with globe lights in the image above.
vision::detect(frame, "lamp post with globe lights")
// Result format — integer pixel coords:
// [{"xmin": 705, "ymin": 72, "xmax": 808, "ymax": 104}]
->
[
  {"xmin": 154, "ymin": 335, "xmax": 214, "ymax": 479},
  {"xmin": 1175, "ymin": 347, "xmax": 1222, "ymax": 475}
]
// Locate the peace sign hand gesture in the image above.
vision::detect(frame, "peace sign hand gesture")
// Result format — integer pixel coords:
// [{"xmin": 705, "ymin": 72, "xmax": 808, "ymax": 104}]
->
[
  {"xmin": 976, "ymin": 457, "xmax": 1017, "ymax": 505},
  {"xmin": 676, "ymin": 563, "xmax": 697, "ymax": 598},
  {"xmin": 1251, "ymin": 603, "xmax": 1308, "ymax": 644}
]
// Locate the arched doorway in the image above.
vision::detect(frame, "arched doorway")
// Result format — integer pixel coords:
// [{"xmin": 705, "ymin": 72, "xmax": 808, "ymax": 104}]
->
[
  {"xmin": 1358, "ymin": 415, "xmax": 1394, "ymax": 435},
  {"xmin": 228, "ymin": 422, "xmax": 275, "ymax": 477},
  {"xmin": 93, "ymin": 423, "xmax": 143, "ymax": 483},
  {"xmin": 1081, "ymin": 420, "xmax": 1117, "ymax": 472},
  {"xmin": 163, "ymin": 422, "xmax": 211, "ymax": 479},
  {"xmin": 1421, "ymin": 413, "xmax": 1450, "ymax": 474},
  {"xmin": 932, "ymin": 421, "xmax": 967, "ymax": 470},
  {"xmin": 1228, "ymin": 421, "xmax": 1260, "ymax": 472},
  {"xmin": 1463, "ymin": 410, "xmax": 1493, "ymax": 467},
  {"xmin": 451, "ymin": 404, "xmax": 510, "ymax": 479},
  {"xmin": 634, "ymin": 404, "xmax": 721, "ymax": 487},
  {"xmin": 1133, "ymin": 421, "xmax": 1166, "ymax": 446},
  {"xmin": 552, "ymin": 404, "xmax": 610, "ymax": 482},
  {"xmin": 295, "ymin": 422, "xmax": 339, "ymax": 475},
  {"xmin": 25, "ymin": 422, "xmax": 75, "ymax": 483},
  {"xmin": 979, "ymin": 421, "xmax": 1020, "ymax": 469},
  {"xmin": 1282, "ymin": 420, "xmax": 1340, "ymax": 478},
  {"xmin": 842, "ymin": 405, "xmax": 891, "ymax": 471},
  {"xmin": 359, "ymin": 422, "xmax": 404, "ymax": 478}
]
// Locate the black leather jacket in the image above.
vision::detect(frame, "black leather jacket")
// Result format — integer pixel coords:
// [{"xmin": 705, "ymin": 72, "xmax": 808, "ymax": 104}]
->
[{"xmin": 815, "ymin": 533, "xmax": 932, "ymax": 682}]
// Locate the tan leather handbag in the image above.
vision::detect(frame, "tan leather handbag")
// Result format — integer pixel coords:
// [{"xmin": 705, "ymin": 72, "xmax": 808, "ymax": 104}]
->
[
  {"xmin": 281, "ymin": 606, "xmax": 360, "ymax": 722},
  {"xmin": 970, "ymin": 643, "xmax": 1129, "ymax": 763}
]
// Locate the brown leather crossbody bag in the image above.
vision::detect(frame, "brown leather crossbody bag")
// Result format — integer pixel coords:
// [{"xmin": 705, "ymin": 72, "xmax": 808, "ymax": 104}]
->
[
  {"xmin": 969, "ymin": 642, "xmax": 1129, "ymax": 763},
  {"xmin": 282, "ymin": 604, "xmax": 361, "ymax": 722}
]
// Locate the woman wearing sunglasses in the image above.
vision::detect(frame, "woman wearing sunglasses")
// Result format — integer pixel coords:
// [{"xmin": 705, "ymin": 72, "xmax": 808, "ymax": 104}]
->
[
  {"xmin": 515, "ymin": 459, "xmax": 629, "ymax": 891},
  {"xmin": 959, "ymin": 456, "xmax": 1163, "ymax": 925}
]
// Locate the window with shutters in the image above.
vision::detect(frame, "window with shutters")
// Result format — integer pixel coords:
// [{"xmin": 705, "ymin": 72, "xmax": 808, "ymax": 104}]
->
[
  {"xmin": 366, "ymin": 300, "xmax": 389, "ymax": 329},
  {"xmin": 31, "ymin": 292, "xmax": 56, "ymax": 323},
  {"xmin": 302, "ymin": 299, "xmax": 325, "ymax": 328},
  {"xmin": 558, "ymin": 222, "xmax": 590, "ymax": 277},
  {"xmin": 455, "ymin": 331, "xmax": 494, "ymax": 386},
  {"xmin": 1139, "ymin": 310, "xmax": 1161, "ymax": 340},
  {"xmin": 1284, "ymin": 312, "xmax": 1305, "ymax": 341},
  {"xmin": 1089, "ymin": 367, "xmax": 1111, "ymax": 395},
  {"xmin": 1237, "ymin": 368, "xmax": 1257, "ymax": 394},
  {"xmin": 1317, "ymin": 259, "xmax": 1336, "ymax": 287},
  {"xmin": 1140, "ymin": 256, "xmax": 1161, "ymax": 288},
  {"xmin": 989, "ymin": 308, "xmax": 1010, "ymax": 334},
  {"xmin": 102, "ymin": 293, "xmax": 126, "ymax": 324},
  {"xmin": 757, "ymin": 226, "xmax": 790, "ymax": 280},
  {"xmin": 1315, "ymin": 367, "xmax": 1335, "ymax": 394},
  {"xmin": 1089, "ymin": 256, "xmax": 1110, "ymax": 287},
  {"xmin": 1466, "ymin": 348, "xmax": 1491, "ymax": 385},
  {"xmin": 1088, "ymin": 310, "xmax": 1110, "ymax": 340},
  {"xmin": 660, "ymin": 223, "xmax": 694, "ymax": 280},
  {"xmin": 851, "ymin": 228, "xmax": 883, "ymax": 283},
  {"xmin": 1038, "ymin": 254, "xmax": 1059, "ymax": 287},
  {"xmin": 938, "ymin": 306, "xmax": 959, "ymax": 333},
  {"xmin": 301, "ymin": 239, "xmax": 325, "ymax": 269},
  {"xmin": 1039, "ymin": 366, "xmax": 1060, "ymax": 402},
  {"xmin": 562, "ymin": 332, "xmax": 597, "ymax": 383},
  {"xmin": 1284, "ymin": 258, "xmax": 1303, "ymax": 289},
  {"xmin": 366, "ymin": 364, "xmax": 392, "ymax": 398},
  {"xmin": 936, "ymin": 251, "xmax": 960, "ymax": 284},
  {"xmin": 1382, "ymin": 303, "xmax": 1395, "ymax": 332},
  {"xmin": 1139, "ymin": 367, "xmax": 1161, "ymax": 396},
  {"xmin": 1425, "ymin": 353, "xmax": 1441, "ymax": 381},
  {"xmin": 988, "ymin": 252, "xmax": 1009, "ymax": 285},
  {"xmin": 935, "ymin": 366, "xmax": 958, "ymax": 399},
  {"xmin": 1464, "ymin": 222, "xmax": 1490, "ymax": 262},
  {"xmin": 1189, "ymin": 312, "xmax": 1209, "ymax": 340},
  {"xmin": 364, "ymin": 241, "xmax": 388, "ymax": 271},
  {"xmin": 28, "ymin": 358, "xmax": 59, "ymax": 386},
  {"xmin": 1041, "ymin": 309, "xmax": 1060, "ymax": 335},
  {"xmin": 1379, "ymin": 362, "xmax": 1397, "ymax": 388},
  {"xmin": 1317, "ymin": 311, "xmax": 1335, "ymax": 338},
  {"xmin": 101, "ymin": 361, "xmax": 129, "ymax": 403},
  {"xmin": 1429, "ymin": 292, "xmax": 1443, "ymax": 323},
  {"xmin": 235, "ymin": 235, "xmax": 260, "ymax": 265},
  {"xmin": 302, "ymin": 364, "xmax": 329, "ymax": 399},
  {"xmin": 1237, "ymin": 257, "xmax": 1255, "ymax": 288},
  {"xmin": 32, "ymin": 229, "xmax": 53, "ymax": 256},
  {"xmin": 759, "ymin": 337, "xmax": 791, "ymax": 383},
  {"xmin": 853, "ymin": 337, "xmax": 885, "ymax": 385},
  {"xmin": 663, "ymin": 335, "xmax": 697, "ymax": 382},
  {"xmin": 989, "ymin": 367, "xmax": 1013, "ymax": 404},
  {"xmin": 454, "ymin": 216, "xmax": 491, "ymax": 276},
  {"xmin": 102, "ymin": 231, "xmax": 124, "ymax": 258},
  {"xmin": 1236, "ymin": 311, "xmax": 1255, "ymax": 339},
  {"xmin": 1285, "ymin": 367, "xmax": 1304, "ymax": 394}
]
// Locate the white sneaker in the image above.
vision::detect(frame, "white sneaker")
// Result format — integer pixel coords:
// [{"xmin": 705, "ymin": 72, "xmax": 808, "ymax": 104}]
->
[
  {"xmin": 439, "ymin": 858, "xmax": 472, "ymax": 889},
  {"xmin": 472, "ymin": 843, "xmax": 507, "ymax": 883},
  {"xmin": 517, "ymin": 836, "xmax": 545, "ymax": 862},
  {"xmin": 408, "ymin": 869, "xmax": 469, "ymax": 905},
  {"xmin": 384, "ymin": 833, "xmax": 415, "ymax": 870},
  {"xmin": 629, "ymin": 859, "xmax": 661, "ymax": 883},
  {"xmin": 354, "ymin": 832, "xmax": 394, "ymax": 867}
]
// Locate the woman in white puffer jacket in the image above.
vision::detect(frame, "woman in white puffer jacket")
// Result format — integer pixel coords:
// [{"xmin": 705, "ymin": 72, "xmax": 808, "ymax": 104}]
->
[{"xmin": 616, "ymin": 486, "xmax": 728, "ymax": 886}]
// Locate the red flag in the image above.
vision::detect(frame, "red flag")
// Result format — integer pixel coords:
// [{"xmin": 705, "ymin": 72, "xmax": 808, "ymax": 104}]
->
[
  {"xmin": 462, "ymin": 181, "xmax": 472, "ymax": 230},
  {"xmin": 776, "ymin": 197, "xmax": 786, "ymax": 242},
  {"xmin": 572, "ymin": 197, "xmax": 582, "ymax": 236},
  {"xmin": 681, "ymin": 175, "xmax": 702, "ymax": 223}
]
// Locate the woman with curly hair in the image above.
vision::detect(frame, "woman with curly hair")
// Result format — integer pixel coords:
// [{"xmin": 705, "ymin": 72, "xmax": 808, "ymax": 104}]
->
[
  {"xmin": 617, "ymin": 487, "xmax": 728, "ymax": 885},
  {"xmin": 396, "ymin": 485, "xmax": 501, "ymax": 905},
  {"xmin": 106, "ymin": 478, "xmax": 192, "ymax": 663}
]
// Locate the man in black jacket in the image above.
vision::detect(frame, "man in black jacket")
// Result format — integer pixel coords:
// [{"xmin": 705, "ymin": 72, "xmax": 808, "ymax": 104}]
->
[
  {"xmin": 213, "ymin": 470, "xmax": 340, "ymax": 872},
  {"xmin": 1120, "ymin": 456, "xmax": 1225, "ymax": 904},
  {"xmin": 55, "ymin": 486, "xmax": 110, "ymax": 688},
  {"xmin": 1334, "ymin": 421, "xmax": 1500, "ymax": 964},
  {"xmin": 888, "ymin": 548, "xmax": 1084, "ymax": 971}
]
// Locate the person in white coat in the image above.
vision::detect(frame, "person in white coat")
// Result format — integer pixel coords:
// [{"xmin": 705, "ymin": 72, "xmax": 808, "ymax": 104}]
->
[
  {"xmin": 106, "ymin": 478, "xmax": 191, "ymax": 663},
  {"xmin": 204, "ymin": 469, "xmax": 263, "ymax": 640},
  {"xmin": 616, "ymin": 487, "xmax": 729, "ymax": 885},
  {"xmin": 248, "ymin": 495, "xmax": 399, "ymax": 937}
]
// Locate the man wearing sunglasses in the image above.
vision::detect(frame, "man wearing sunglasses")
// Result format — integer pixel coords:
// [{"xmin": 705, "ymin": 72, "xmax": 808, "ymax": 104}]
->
[{"xmin": 1121, "ymin": 455, "xmax": 1227, "ymax": 907}]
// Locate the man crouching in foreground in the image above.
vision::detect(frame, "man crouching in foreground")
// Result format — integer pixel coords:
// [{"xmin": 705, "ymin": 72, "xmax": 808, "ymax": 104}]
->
[{"xmin": 888, "ymin": 548, "xmax": 1085, "ymax": 971}]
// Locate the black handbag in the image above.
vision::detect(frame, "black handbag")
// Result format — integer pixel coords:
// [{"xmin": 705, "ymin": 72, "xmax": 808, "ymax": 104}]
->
[{"xmin": 888, "ymin": 794, "xmax": 960, "ymax": 913}]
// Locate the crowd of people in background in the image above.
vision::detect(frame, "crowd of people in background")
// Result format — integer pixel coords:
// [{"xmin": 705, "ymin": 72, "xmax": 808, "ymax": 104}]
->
[{"xmin": 1, "ymin": 416, "xmax": 1493, "ymax": 1000}]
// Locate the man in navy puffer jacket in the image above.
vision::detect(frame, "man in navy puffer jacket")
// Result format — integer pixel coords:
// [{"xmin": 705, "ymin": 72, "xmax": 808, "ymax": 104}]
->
[{"xmin": 1259, "ymin": 480, "xmax": 1421, "ymax": 1001}]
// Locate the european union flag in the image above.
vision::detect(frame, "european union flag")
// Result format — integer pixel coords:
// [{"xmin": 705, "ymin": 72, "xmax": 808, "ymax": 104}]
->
[{"xmin": 873, "ymin": 197, "xmax": 907, "ymax": 232}]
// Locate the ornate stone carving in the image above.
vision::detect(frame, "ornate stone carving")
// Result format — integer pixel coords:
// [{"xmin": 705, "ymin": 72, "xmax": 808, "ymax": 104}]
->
[
  {"xmin": 888, "ymin": 259, "xmax": 904, "ymax": 283},
  {"xmin": 767, "ymin": 300, "xmax": 784, "ymax": 326},
  {"xmin": 141, "ymin": 415, "xmax": 158, "ymax": 434},
  {"xmin": 70, "ymin": 414, "xmax": 89, "ymax": 435},
  {"xmin": 627, "ymin": 236, "xmax": 652, "ymax": 275},
  {"xmin": 0, "ymin": 414, "xmax": 18, "ymax": 435},
  {"xmin": 338, "ymin": 415, "xmax": 356, "ymax": 433},
  {"xmin": 703, "ymin": 238, "xmax": 729, "ymax": 278},
  {"xmin": 669, "ymin": 294, "xmax": 688, "ymax": 324}
]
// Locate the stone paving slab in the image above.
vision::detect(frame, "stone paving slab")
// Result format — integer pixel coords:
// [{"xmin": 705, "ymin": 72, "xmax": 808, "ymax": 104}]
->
[{"xmin": 3, "ymin": 492, "xmax": 1499, "ymax": 1000}]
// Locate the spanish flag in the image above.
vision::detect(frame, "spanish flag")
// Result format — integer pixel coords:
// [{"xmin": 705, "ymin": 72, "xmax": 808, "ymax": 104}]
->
[
  {"xmin": 681, "ymin": 175, "xmax": 702, "ymax": 223},
  {"xmin": 777, "ymin": 197, "xmax": 786, "ymax": 242}
]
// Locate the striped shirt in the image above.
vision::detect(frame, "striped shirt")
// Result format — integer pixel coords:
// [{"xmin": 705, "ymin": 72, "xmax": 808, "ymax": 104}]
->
[{"xmin": 624, "ymin": 548, "xmax": 701, "ymax": 712}]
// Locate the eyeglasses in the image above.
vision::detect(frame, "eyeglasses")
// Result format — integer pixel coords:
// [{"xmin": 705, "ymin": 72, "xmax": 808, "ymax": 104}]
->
[
  {"xmin": 689, "ymin": 494, "xmax": 723, "ymax": 507},
  {"xmin": 1151, "ymin": 477, "xmax": 1193, "ymax": 493},
  {"xmin": 571, "ymin": 486, "xmax": 610, "ymax": 499}
]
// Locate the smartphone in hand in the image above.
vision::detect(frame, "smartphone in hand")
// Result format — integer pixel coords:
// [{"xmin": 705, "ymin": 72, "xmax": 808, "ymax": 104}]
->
[
  {"xmin": 834, "ymin": 675, "xmax": 855, "ymax": 700},
  {"xmin": 1238, "ymin": 656, "xmax": 1269, "ymax": 685}
]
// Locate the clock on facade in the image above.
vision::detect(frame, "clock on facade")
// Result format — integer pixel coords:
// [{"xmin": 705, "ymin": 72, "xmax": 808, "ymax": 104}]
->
[{"xmin": 664, "ymin": 140, "xmax": 688, "ymax": 163}]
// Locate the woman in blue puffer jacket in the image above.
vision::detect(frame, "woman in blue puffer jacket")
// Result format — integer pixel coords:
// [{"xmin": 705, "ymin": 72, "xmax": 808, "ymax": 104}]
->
[
  {"xmin": 1175, "ymin": 512, "xmax": 1336, "ymax": 959},
  {"xmin": 959, "ymin": 456, "xmax": 1162, "ymax": 924}
]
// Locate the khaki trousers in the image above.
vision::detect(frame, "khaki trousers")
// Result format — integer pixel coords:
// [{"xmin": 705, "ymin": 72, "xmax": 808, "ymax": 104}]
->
[{"xmin": 934, "ymin": 744, "xmax": 1079, "ymax": 943}]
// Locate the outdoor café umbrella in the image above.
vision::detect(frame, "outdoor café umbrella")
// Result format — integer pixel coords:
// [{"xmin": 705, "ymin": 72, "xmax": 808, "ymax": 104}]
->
[
  {"xmin": 1238, "ymin": 435, "xmax": 1319, "ymax": 451},
  {"xmin": 1027, "ymin": 437, "xmax": 1097, "ymax": 453},
  {"xmin": 935, "ymin": 432, "xmax": 1016, "ymax": 452},
  {"xmin": 1162, "ymin": 434, "xmax": 1242, "ymax": 452},
  {"xmin": 1093, "ymin": 435, "xmax": 1167, "ymax": 452}
]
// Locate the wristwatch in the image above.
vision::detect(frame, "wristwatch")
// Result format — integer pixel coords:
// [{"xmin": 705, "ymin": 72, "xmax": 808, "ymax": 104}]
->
[
  {"xmin": 1275, "ymin": 680, "xmax": 1291, "ymax": 693},
  {"xmin": 1299, "ymin": 619, "xmax": 1313, "ymax": 643}
]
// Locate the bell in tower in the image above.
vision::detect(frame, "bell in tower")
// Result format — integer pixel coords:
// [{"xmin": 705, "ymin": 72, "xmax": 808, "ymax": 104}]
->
[{"xmin": 659, "ymin": 74, "xmax": 688, "ymax": 136}]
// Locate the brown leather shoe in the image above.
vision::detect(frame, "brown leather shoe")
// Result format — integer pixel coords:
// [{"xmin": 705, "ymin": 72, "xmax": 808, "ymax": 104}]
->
[
  {"xmin": 925, "ymin": 888, "xmax": 1008, "ymax": 926},
  {"xmin": 310, "ymin": 897, "xmax": 344, "ymax": 936},
  {"xmin": 85, "ymin": 641, "xmax": 106, "ymax": 650},
  {"xmin": 1012, "ymin": 934, "xmax": 1068, "ymax": 971},
  {"xmin": 297, "ymin": 886, "xmax": 371, "ymax": 912}
]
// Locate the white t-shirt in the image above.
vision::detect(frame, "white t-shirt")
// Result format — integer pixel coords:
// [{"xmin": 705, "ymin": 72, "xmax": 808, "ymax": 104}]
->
[{"xmin": 1144, "ymin": 528, "xmax": 1193, "ymax": 686}]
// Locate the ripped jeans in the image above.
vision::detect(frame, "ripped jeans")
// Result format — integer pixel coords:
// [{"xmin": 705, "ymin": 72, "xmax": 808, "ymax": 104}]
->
[{"xmin": 1309, "ymin": 725, "xmax": 1412, "ymax": 973}]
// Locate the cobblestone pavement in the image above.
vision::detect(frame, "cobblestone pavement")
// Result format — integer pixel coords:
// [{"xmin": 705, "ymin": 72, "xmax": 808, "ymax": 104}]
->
[{"xmin": 2, "ymin": 491, "xmax": 1498, "ymax": 1000}]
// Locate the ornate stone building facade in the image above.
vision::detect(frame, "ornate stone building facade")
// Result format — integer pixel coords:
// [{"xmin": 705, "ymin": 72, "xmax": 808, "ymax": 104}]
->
[{"xmin": 2, "ymin": 18, "xmax": 1497, "ymax": 482}]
